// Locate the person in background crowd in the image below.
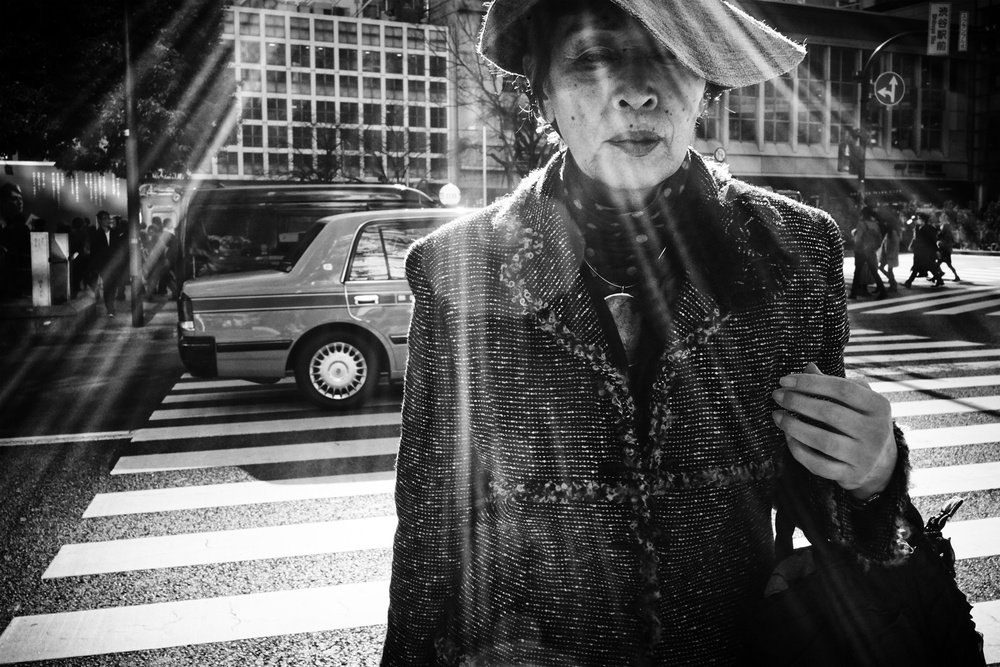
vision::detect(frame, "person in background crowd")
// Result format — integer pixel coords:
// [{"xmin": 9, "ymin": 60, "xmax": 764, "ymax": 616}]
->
[
  {"xmin": 381, "ymin": 0, "xmax": 911, "ymax": 664},
  {"xmin": 904, "ymin": 213, "xmax": 945, "ymax": 288},
  {"xmin": 0, "ymin": 182, "xmax": 31, "ymax": 299},
  {"xmin": 69, "ymin": 217, "xmax": 89, "ymax": 298},
  {"xmin": 849, "ymin": 206, "xmax": 887, "ymax": 300},
  {"xmin": 937, "ymin": 213, "xmax": 961, "ymax": 282},
  {"xmin": 87, "ymin": 210, "xmax": 126, "ymax": 316},
  {"xmin": 877, "ymin": 209, "xmax": 901, "ymax": 293},
  {"xmin": 145, "ymin": 217, "xmax": 179, "ymax": 300}
]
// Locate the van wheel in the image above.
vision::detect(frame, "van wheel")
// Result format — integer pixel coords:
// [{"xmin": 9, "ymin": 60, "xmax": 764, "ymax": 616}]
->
[{"xmin": 295, "ymin": 332, "xmax": 379, "ymax": 409}]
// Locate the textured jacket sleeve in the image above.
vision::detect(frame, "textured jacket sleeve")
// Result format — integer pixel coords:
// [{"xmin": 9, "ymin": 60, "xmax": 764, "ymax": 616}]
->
[
  {"xmin": 382, "ymin": 238, "xmax": 471, "ymax": 665},
  {"xmin": 798, "ymin": 209, "xmax": 913, "ymax": 565}
]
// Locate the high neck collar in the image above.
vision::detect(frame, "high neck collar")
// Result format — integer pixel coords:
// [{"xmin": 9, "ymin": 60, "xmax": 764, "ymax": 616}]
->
[{"xmin": 561, "ymin": 152, "xmax": 691, "ymax": 215}]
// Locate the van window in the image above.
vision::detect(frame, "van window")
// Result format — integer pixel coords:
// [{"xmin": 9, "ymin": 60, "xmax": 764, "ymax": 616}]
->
[{"xmin": 347, "ymin": 220, "xmax": 440, "ymax": 281}]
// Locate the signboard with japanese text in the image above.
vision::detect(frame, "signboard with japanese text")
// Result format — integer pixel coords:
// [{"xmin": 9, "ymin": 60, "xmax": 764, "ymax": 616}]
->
[
  {"xmin": 928, "ymin": 3, "xmax": 951, "ymax": 56},
  {"xmin": 959, "ymin": 11, "xmax": 969, "ymax": 52}
]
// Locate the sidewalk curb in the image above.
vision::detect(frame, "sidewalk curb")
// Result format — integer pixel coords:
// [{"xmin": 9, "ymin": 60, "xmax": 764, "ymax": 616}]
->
[{"xmin": 0, "ymin": 294, "xmax": 177, "ymax": 346}]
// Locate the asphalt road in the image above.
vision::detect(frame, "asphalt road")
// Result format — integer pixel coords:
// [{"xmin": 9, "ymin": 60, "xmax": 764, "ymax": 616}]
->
[{"xmin": 1, "ymin": 253, "xmax": 999, "ymax": 665}]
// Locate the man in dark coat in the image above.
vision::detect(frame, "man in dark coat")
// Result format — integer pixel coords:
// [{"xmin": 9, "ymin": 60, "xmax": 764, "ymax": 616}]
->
[
  {"xmin": 903, "ymin": 214, "xmax": 944, "ymax": 288},
  {"xmin": 87, "ymin": 210, "xmax": 126, "ymax": 315}
]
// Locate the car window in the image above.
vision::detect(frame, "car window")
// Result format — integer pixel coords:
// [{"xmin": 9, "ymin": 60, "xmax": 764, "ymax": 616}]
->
[
  {"xmin": 347, "ymin": 220, "xmax": 440, "ymax": 281},
  {"xmin": 277, "ymin": 222, "xmax": 326, "ymax": 272}
]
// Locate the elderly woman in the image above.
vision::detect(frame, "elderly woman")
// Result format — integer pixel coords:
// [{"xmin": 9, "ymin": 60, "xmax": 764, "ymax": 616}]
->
[{"xmin": 382, "ymin": 0, "xmax": 909, "ymax": 664}]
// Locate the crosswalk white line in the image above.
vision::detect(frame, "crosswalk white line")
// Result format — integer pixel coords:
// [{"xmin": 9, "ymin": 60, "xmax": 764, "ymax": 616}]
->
[
  {"xmin": 0, "ymin": 581, "xmax": 390, "ymax": 664},
  {"xmin": 858, "ymin": 286, "xmax": 1000, "ymax": 315},
  {"xmin": 174, "ymin": 376, "xmax": 296, "ymax": 390},
  {"xmin": 973, "ymin": 600, "xmax": 1000, "ymax": 665},
  {"xmin": 905, "ymin": 424, "xmax": 1000, "ymax": 449},
  {"xmin": 130, "ymin": 411, "xmax": 402, "ymax": 443},
  {"xmin": 846, "ymin": 349, "xmax": 1000, "ymax": 364},
  {"xmin": 926, "ymin": 296, "xmax": 1000, "ymax": 315},
  {"xmin": 849, "ymin": 334, "xmax": 929, "ymax": 343},
  {"xmin": 44, "ymin": 516, "xmax": 398, "ymax": 578},
  {"xmin": 870, "ymin": 376, "xmax": 1000, "ymax": 393},
  {"xmin": 890, "ymin": 395, "xmax": 1000, "ymax": 418},
  {"xmin": 112, "ymin": 437, "xmax": 400, "ymax": 474},
  {"xmin": 910, "ymin": 461, "xmax": 1000, "ymax": 497},
  {"xmin": 161, "ymin": 387, "xmax": 295, "ymax": 404},
  {"xmin": 846, "ymin": 340, "xmax": 981, "ymax": 353},
  {"xmin": 84, "ymin": 472, "xmax": 396, "ymax": 518},
  {"xmin": 851, "ymin": 360, "xmax": 1000, "ymax": 376},
  {"xmin": 149, "ymin": 402, "xmax": 313, "ymax": 421}
]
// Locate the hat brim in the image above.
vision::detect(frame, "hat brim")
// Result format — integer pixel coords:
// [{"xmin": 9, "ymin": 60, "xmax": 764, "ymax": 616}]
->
[{"xmin": 477, "ymin": 0, "xmax": 806, "ymax": 90}]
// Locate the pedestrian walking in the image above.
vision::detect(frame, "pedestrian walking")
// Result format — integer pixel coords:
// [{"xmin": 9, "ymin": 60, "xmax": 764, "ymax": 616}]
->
[
  {"xmin": 904, "ymin": 213, "xmax": 945, "ymax": 288},
  {"xmin": 87, "ymin": 210, "xmax": 126, "ymax": 316},
  {"xmin": 937, "ymin": 214, "xmax": 961, "ymax": 282},
  {"xmin": 877, "ymin": 210, "xmax": 902, "ymax": 292},
  {"xmin": 849, "ymin": 206, "xmax": 887, "ymax": 300},
  {"xmin": 381, "ymin": 1, "xmax": 917, "ymax": 664}
]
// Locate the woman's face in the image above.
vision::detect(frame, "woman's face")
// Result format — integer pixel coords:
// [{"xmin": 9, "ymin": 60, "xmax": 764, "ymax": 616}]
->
[{"xmin": 532, "ymin": 5, "xmax": 707, "ymax": 205}]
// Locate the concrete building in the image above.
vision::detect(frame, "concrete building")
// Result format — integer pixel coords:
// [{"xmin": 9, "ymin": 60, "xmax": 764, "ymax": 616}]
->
[{"xmin": 207, "ymin": 0, "xmax": 999, "ymax": 214}]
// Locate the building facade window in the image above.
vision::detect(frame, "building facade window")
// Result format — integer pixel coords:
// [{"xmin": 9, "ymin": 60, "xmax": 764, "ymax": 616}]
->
[
  {"xmin": 409, "ymin": 131, "xmax": 426, "ymax": 152},
  {"xmin": 290, "ymin": 71, "xmax": 311, "ymax": 95},
  {"xmin": 430, "ymin": 157, "xmax": 447, "ymax": 179},
  {"xmin": 313, "ymin": 73, "xmax": 334, "ymax": 97},
  {"xmin": 267, "ymin": 97, "xmax": 287, "ymax": 121},
  {"xmin": 696, "ymin": 100, "xmax": 721, "ymax": 141},
  {"xmin": 364, "ymin": 103, "xmax": 382, "ymax": 125},
  {"xmin": 339, "ymin": 48, "xmax": 358, "ymax": 71},
  {"xmin": 364, "ymin": 77, "xmax": 382, "ymax": 99},
  {"xmin": 243, "ymin": 96, "xmax": 262, "ymax": 120},
  {"xmin": 292, "ymin": 126, "xmax": 312, "ymax": 149},
  {"xmin": 729, "ymin": 85, "xmax": 758, "ymax": 143},
  {"xmin": 265, "ymin": 15, "xmax": 285, "ymax": 38},
  {"xmin": 340, "ymin": 101, "xmax": 359, "ymax": 124},
  {"xmin": 362, "ymin": 50, "xmax": 381, "ymax": 73},
  {"xmin": 243, "ymin": 124, "xmax": 263, "ymax": 147},
  {"xmin": 921, "ymin": 57, "xmax": 946, "ymax": 151},
  {"xmin": 430, "ymin": 133, "xmax": 447, "ymax": 154},
  {"xmin": 315, "ymin": 19, "xmax": 334, "ymax": 43},
  {"xmin": 316, "ymin": 100, "xmax": 337, "ymax": 124},
  {"xmin": 386, "ymin": 104, "xmax": 404, "ymax": 126},
  {"xmin": 241, "ymin": 69, "xmax": 262, "ymax": 92},
  {"xmin": 244, "ymin": 152, "xmax": 265, "ymax": 175},
  {"xmin": 316, "ymin": 46, "xmax": 335, "ymax": 70},
  {"xmin": 339, "ymin": 21, "xmax": 357, "ymax": 44},
  {"xmin": 289, "ymin": 17, "xmax": 310, "ymax": 40},
  {"xmin": 267, "ymin": 126, "xmax": 286, "ymax": 149},
  {"xmin": 341, "ymin": 128, "xmax": 360, "ymax": 151},
  {"xmin": 796, "ymin": 50, "xmax": 824, "ymax": 145},
  {"xmin": 386, "ymin": 52, "xmax": 404, "ymax": 74},
  {"xmin": 266, "ymin": 42, "xmax": 286, "ymax": 67},
  {"xmin": 407, "ymin": 27, "xmax": 424, "ymax": 50},
  {"xmin": 362, "ymin": 24, "xmax": 381, "ymax": 46},
  {"xmin": 408, "ymin": 106, "xmax": 425, "ymax": 127},
  {"xmin": 364, "ymin": 129, "xmax": 383, "ymax": 152},
  {"xmin": 339, "ymin": 75, "xmax": 358, "ymax": 98},
  {"xmin": 386, "ymin": 26, "xmax": 403, "ymax": 48},
  {"xmin": 217, "ymin": 151, "xmax": 240, "ymax": 174},
  {"xmin": 293, "ymin": 153, "xmax": 313, "ymax": 174},
  {"xmin": 408, "ymin": 54, "xmax": 425, "ymax": 76},
  {"xmin": 222, "ymin": 10, "xmax": 235, "ymax": 36},
  {"xmin": 240, "ymin": 41, "xmax": 261, "ymax": 64},
  {"xmin": 290, "ymin": 44, "xmax": 310, "ymax": 68},
  {"xmin": 429, "ymin": 81, "xmax": 446, "ymax": 103},
  {"xmin": 889, "ymin": 53, "xmax": 917, "ymax": 150},
  {"xmin": 430, "ymin": 106, "xmax": 447, "ymax": 129},
  {"xmin": 269, "ymin": 152, "xmax": 289, "ymax": 174},
  {"xmin": 291, "ymin": 99, "xmax": 312, "ymax": 123},
  {"xmin": 429, "ymin": 55, "xmax": 446, "ymax": 78},
  {"xmin": 317, "ymin": 127, "xmax": 337, "ymax": 150},
  {"xmin": 763, "ymin": 72, "xmax": 792, "ymax": 144},
  {"xmin": 829, "ymin": 46, "xmax": 857, "ymax": 146},
  {"xmin": 385, "ymin": 78, "xmax": 403, "ymax": 100},
  {"xmin": 408, "ymin": 80, "xmax": 426, "ymax": 101},
  {"xmin": 238, "ymin": 13, "xmax": 260, "ymax": 36}
]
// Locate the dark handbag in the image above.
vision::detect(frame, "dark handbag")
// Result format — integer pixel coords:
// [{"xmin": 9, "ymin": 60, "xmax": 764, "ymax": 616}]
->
[{"xmin": 751, "ymin": 497, "xmax": 985, "ymax": 666}]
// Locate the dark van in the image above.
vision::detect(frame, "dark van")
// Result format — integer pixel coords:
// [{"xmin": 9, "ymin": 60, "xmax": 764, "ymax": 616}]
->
[{"xmin": 179, "ymin": 183, "xmax": 437, "ymax": 280}]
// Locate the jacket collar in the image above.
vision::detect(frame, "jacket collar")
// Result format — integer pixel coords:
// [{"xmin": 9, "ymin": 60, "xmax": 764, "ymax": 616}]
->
[{"xmin": 497, "ymin": 148, "xmax": 799, "ymax": 353}]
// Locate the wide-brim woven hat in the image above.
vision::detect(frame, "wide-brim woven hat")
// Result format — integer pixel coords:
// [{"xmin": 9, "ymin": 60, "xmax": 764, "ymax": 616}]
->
[{"xmin": 477, "ymin": 0, "xmax": 806, "ymax": 90}]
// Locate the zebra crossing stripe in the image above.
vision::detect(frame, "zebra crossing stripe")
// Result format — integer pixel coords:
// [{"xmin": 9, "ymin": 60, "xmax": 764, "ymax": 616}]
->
[
  {"xmin": 130, "ymin": 411, "xmax": 402, "ymax": 443},
  {"xmin": 846, "ymin": 340, "xmax": 980, "ymax": 353},
  {"xmin": 890, "ymin": 395, "xmax": 1000, "ymax": 418},
  {"xmin": 870, "ymin": 375, "xmax": 1000, "ymax": 393},
  {"xmin": 910, "ymin": 461, "xmax": 1000, "ymax": 497},
  {"xmin": 174, "ymin": 376, "xmax": 296, "ymax": 390},
  {"xmin": 0, "ymin": 581, "xmax": 390, "ymax": 664},
  {"xmin": 43, "ymin": 516, "xmax": 398, "ymax": 579},
  {"xmin": 905, "ymin": 424, "xmax": 1000, "ymax": 449},
  {"xmin": 846, "ymin": 349, "xmax": 1000, "ymax": 364},
  {"xmin": 112, "ymin": 437, "xmax": 400, "ymax": 474},
  {"xmin": 83, "ymin": 472, "xmax": 396, "ymax": 518},
  {"xmin": 852, "ymin": 360, "xmax": 1000, "ymax": 376},
  {"xmin": 849, "ymin": 334, "xmax": 929, "ymax": 342},
  {"xmin": 858, "ymin": 285, "xmax": 1000, "ymax": 315},
  {"xmin": 149, "ymin": 402, "xmax": 313, "ymax": 421},
  {"xmin": 161, "ymin": 387, "xmax": 294, "ymax": 404},
  {"xmin": 927, "ymin": 296, "xmax": 1000, "ymax": 316}
]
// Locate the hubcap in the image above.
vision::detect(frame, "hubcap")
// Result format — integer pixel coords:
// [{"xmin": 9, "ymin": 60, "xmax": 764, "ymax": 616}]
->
[{"xmin": 310, "ymin": 341, "xmax": 367, "ymax": 400}]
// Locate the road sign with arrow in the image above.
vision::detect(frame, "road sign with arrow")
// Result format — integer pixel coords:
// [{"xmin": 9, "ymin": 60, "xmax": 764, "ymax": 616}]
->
[{"xmin": 874, "ymin": 71, "xmax": 905, "ymax": 107}]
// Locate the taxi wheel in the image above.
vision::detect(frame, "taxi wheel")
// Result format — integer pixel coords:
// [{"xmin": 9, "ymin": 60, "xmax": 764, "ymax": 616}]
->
[{"xmin": 295, "ymin": 331, "xmax": 379, "ymax": 409}]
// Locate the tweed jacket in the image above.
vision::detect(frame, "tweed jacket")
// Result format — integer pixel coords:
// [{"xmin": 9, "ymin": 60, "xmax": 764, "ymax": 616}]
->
[{"xmin": 383, "ymin": 150, "xmax": 912, "ymax": 667}]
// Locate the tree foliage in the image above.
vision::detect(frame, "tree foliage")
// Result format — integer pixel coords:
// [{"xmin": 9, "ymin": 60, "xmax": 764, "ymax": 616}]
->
[{"xmin": 0, "ymin": 0, "xmax": 236, "ymax": 179}]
